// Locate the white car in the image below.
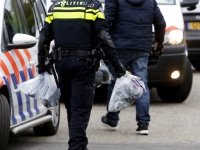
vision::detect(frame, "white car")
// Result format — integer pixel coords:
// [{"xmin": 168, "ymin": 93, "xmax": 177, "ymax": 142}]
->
[{"xmin": 0, "ymin": 0, "xmax": 60, "ymax": 150}]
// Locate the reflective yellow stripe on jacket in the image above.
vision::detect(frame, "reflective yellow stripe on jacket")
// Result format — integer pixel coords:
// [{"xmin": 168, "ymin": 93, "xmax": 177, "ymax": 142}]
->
[
  {"xmin": 45, "ymin": 6, "xmax": 105, "ymax": 24},
  {"xmin": 45, "ymin": 12, "xmax": 53, "ymax": 24}
]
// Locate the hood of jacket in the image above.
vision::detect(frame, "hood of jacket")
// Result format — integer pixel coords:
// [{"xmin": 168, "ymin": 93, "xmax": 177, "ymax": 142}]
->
[{"xmin": 126, "ymin": 0, "xmax": 147, "ymax": 6}]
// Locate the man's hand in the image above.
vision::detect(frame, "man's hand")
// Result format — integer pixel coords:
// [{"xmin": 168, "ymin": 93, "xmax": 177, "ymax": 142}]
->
[
  {"xmin": 113, "ymin": 61, "xmax": 126, "ymax": 78},
  {"xmin": 153, "ymin": 42, "xmax": 163, "ymax": 53}
]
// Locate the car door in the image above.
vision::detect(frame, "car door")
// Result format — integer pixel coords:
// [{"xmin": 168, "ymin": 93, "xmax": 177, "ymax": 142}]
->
[{"xmin": 2, "ymin": 0, "xmax": 46, "ymax": 126}]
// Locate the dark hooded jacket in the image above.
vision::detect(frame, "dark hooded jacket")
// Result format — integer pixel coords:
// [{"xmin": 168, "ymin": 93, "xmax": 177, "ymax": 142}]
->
[{"xmin": 104, "ymin": 0, "xmax": 166, "ymax": 52}]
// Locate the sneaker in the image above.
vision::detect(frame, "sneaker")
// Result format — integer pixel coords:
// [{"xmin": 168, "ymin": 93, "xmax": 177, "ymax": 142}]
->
[
  {"xmin": 135, "ymin": 124, "xmax": 149, "ymax": 135},
  {"xmin": 101, "ymin": 116, "xmax": 118, "ymax": 131}
]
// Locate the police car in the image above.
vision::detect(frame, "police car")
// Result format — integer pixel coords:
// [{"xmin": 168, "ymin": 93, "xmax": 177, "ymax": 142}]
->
[{"xmin": 0, "ymin": 0, "xmax": 60, "ymax": 149}]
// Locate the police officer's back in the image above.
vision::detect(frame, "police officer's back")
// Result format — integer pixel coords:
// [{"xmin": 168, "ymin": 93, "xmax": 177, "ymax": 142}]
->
[{"xmin": 37, "ymin": 0, "xmax": 126, "ymax": 150}]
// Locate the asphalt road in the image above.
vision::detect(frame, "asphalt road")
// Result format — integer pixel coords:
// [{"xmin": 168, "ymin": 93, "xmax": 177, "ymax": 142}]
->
[{"xmin": 6, "ymin": 70, "xmax": 200, "ymax": 150}]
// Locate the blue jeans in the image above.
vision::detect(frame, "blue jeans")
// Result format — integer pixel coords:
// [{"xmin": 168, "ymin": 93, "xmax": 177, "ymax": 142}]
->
[{"xmin": 106, "ymin": 50, "xmax": 150, "ymax": 126}]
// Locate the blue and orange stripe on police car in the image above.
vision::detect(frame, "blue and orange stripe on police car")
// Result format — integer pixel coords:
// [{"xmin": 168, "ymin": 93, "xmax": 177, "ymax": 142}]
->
[
  {"xmin": 0, "ymin": 58, "xmax": 11, "ymax": 84},
  {"xmin": 0, "ymin": 49, "xmax": 39, "ymax": 125},
  {"xmin": 0, "ymin": 76, "xmax": 4, "ymax": 86},
  {"xmin": 14, "ymin": 49, "xmax": 29, "ymax": 81},
  {"xmin": 24, "ymin": 49, "xmax": 36, "ymax": 78},
  {"xmin": 4, "ymin": 52, "xmax": 20, "ymax": 84}
]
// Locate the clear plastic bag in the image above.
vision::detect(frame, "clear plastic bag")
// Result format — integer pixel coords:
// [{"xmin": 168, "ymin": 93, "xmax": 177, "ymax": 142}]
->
[
  {"xmin": 108, "ymin": 71, "xmax": 146, "ymax": 112},
  {"xmin": 17, "ymin": 72, "xmax": 60, "ymax": 107},
  {"xmin": 95, "ymin": 60, "xmax": 113, "ymax": 88}
]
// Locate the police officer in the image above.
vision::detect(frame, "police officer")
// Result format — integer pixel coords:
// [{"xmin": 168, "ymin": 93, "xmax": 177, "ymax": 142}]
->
[{"xmin": 37, "ymin": 0, "xmax": 126, "ymax": 150}]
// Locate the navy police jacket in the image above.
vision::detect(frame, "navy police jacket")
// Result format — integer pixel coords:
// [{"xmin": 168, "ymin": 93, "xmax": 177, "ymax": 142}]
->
[
  {"xmin": 105, "ymin": 0, "xmax": 166, "ymax": 52},
  {"xmin": 38, "ymin": 0, "xmax": 119, "ymax": 66}
]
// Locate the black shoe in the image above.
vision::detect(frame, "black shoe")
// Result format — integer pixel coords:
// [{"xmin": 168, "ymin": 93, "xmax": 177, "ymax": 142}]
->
[
  {"xmin": 135, "ymin": 124, "xmax": 149, "ymax": 135},
  {"xmin": 101, "ymin": 116, "xmax": 118, "ymax": 131}
]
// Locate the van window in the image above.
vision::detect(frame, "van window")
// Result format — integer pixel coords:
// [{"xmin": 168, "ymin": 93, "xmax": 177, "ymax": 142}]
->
[
  {"xmin": 20, "ymin": 0, "xmax": 36, "ymax": 36},
  {"xmin": 156, "ymin": 0, "xmax": 175, "ymax": 4},
  {"xmin": 4, "ymin": 0, "xmax": 26, "ymax": 42}
]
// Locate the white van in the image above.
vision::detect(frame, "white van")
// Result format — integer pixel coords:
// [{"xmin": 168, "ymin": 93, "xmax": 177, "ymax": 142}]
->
[
  {"xmin": 147, "ymin": 0, "xmax": 198, "ymax": 103},
  {"xmin": 96, "ymin": 0, "xmax": 198, "ymax": 103},
  {"xmin": 0, "ymin": 0, "xmax": 60, "ymax": 150},
  {"xmin": 181, "ymin": 0, "xmax": 200, "ymax": 70}
]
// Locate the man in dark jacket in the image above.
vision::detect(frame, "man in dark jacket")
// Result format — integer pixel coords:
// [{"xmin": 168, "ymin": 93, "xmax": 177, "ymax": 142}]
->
[{"xmin": 101, "ymin": 0, "xmax": 166, "ymax": 135}]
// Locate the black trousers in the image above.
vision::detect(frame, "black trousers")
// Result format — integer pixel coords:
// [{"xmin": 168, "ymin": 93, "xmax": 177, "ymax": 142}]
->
[{"xmin": 55, "ymin": 56, "xmax": 95, "ymax": 150}]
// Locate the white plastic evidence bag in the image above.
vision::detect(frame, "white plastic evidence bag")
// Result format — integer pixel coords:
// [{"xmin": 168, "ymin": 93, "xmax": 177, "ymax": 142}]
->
[
  {"xmin": 108, "ymin": 71, "xmax": 146, "ymax": 112},
  {"xmin": 17, "ymin": 72, "xmax": 60, "ymax": 108}
]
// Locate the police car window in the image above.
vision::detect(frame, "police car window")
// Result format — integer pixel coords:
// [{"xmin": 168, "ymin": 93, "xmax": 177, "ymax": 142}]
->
[
  {"xmin": 20, "ymin": 0, "xmax": 36, "ymax": 36},
  {"xmin": 35, "ymin": 0, "xmax": 46, "ymax": 26},
  {"xmin": 156, "ymin": 0, "xmax": 175, "ymax": 4},
  {"xmin": 1, "ymin": 34, "xmax": 6, "ymax": 51},
  {"xmin": 28, "ymin": 0, "xmax": 46, "ymax": 32},
  {"xmin": 4, "ymin": 0, "xmax": 26, "ymax": 42},
  {"xmin": 29, "ymin": 0, "xmax": 41, "ymax": 34}
]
